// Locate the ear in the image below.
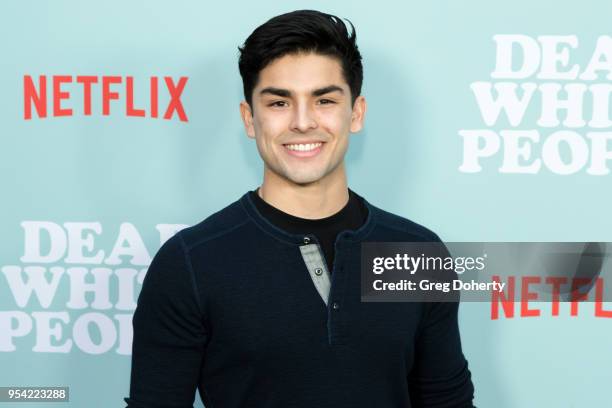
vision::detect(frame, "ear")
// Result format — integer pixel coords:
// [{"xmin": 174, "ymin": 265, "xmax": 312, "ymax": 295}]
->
[
  {"xmin": 349, "ymin": 95, "xmax": 367, "ymax": 133},
  {"xmin": 240, "ymin": 100, "xmax": 256, "ymax": 139}
]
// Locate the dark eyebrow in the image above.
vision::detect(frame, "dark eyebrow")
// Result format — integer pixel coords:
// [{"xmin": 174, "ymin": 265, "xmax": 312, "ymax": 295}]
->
[
  {"xmin": 312, "ymin": 85, "xmax": 344, "ymax": 97},
  {"xmin": 258, "ymin": 85, "xmax": 345, "ymax": 98},
  {"xmin": 259, "ymin": 87, "xmax": 291, "ymax": 97}
]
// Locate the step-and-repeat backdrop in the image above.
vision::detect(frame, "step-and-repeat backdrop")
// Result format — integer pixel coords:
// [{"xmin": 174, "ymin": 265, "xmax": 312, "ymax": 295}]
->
[{"xmin": 1, "ymin": 1, "xmax": 610, "ymax": 407}]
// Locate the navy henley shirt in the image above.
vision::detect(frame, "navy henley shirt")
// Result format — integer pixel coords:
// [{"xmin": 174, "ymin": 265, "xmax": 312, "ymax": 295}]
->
[{"xmin": 125, "ymin": 189, "xmax": 475, "ymax": 408}]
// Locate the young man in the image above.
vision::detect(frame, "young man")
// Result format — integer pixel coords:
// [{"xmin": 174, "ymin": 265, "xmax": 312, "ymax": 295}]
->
[{"xmin": 125, "ymin": 9, "xmax": 475, "ymax": 408}]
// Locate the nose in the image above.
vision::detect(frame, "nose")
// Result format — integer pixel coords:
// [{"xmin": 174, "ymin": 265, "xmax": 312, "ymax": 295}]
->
[{"xmin": 289, "ymin": 102, "xmax": 318, "ymax": 133}]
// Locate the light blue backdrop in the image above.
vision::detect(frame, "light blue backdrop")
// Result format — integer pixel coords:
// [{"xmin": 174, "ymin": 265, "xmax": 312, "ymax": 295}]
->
[{"xmin": 1, "ymin": 1, "xmax": 610, "ymax": 407}]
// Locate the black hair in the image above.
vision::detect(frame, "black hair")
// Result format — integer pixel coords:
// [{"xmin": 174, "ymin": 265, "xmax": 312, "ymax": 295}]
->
[{"xmin": 238, "ymin": 9, "xmax": 363, "ymax": 108}]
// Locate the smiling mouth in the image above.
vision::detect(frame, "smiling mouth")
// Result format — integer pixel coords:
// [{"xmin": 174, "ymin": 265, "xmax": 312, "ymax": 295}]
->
[{"xmin": 282, "ymin": 142, "xmax": 325, "ymax": 158}]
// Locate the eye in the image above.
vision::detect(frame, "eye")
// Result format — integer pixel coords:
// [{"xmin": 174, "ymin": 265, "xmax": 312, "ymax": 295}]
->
[
  {"xmin": 268, "ymin": 100, "xmax": 288, "ymax": 107},
  {"xmin": 318, "ymin": 99, "xmax": 336, "ymax": 105}
]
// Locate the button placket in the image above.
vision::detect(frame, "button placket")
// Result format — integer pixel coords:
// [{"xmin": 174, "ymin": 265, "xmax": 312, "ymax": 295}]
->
[
  {"xmin": 298, "ymin": 236, "xmax": 331, "ymax": 307},
  {"xmin": 298, "ymin": 233, "xmax": 350, "ymax": 345},
  {"xmin": 326, "ymin": 235, "xmax": 352, "ymax": 345}
]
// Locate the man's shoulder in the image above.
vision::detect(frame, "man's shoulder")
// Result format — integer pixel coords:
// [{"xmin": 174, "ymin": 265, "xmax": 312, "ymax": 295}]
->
[
  {"xmin": 368, "ymin": 200, "xmax": 441, "ymax": 242},
  {"xmin": 177, "ymin": 194, "xmax": 251, "ymax": 250}
]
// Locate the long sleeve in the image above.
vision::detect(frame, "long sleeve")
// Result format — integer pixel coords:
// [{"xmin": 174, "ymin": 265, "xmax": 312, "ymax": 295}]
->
[
  {"xmin": 124, "ymin": 232, "xmax": 207, "ymax": 408},
  {"xmin": 407, "ymin": 235, "xmax": 475, "ymax": 407},
  {"xmin": 407, "ymin": 299, "xmax": 475, "ymax": 407}
]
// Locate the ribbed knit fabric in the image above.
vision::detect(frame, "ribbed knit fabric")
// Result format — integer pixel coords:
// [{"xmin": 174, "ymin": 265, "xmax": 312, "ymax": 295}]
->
[{"xmin": 125, "ymin": 189, "xmax": 475, "ymax": 408}]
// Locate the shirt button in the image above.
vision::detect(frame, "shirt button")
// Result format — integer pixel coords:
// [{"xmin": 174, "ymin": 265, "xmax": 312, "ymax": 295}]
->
[
  {"xmin": 314, "ymin": 267, "xmax": 323, "ymax": 276},
  {"xmin": 303, "ymin": 236, "xmax": 310, "ymax": 244},
  {"xmin": 332, "ymin": 302, "xmax": 340, "ymax": 310}
]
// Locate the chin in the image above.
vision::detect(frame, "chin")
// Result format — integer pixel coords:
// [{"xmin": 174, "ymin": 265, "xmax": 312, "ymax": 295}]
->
[
  {"xmin": 284, "ymin": 170, "xmax": 328, "ymax": 186},
  {"xmin": 287, "ymin": 176, "xmax": 323, "ymax": 186}
]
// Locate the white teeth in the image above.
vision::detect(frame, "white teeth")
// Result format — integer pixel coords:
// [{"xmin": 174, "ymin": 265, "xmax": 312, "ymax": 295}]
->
[{"xmin": 285, "ymin": 142, "xmax": 322, "ymax": 151}]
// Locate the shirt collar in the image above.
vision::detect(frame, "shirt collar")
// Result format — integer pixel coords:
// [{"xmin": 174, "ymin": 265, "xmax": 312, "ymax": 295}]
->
[{"xmin": 240, "ymin": 188, "xmax": 378, "ymax": 245}]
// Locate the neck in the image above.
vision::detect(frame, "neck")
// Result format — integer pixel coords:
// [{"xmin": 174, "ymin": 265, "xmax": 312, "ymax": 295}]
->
[{"xmin": 258, "ymin": 162, "xmax": 349, "ymax": 219}]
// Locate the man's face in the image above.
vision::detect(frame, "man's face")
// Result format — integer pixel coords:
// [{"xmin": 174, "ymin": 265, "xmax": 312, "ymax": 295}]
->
[{"xmin": 240, "ymin": 52, "xmax": 366, "ymax": 186}]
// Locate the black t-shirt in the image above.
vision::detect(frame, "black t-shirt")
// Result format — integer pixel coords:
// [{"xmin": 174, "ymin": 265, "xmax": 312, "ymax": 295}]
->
[{"xmin": 249, "ymin": 187, "xmax": 369, "ymax": 273}]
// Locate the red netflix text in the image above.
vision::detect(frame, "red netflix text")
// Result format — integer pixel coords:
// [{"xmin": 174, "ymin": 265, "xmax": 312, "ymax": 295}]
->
[
  {"xmin": 491, "ymin": 276, "xmax": 611, "ymax": 319},
  {"xmin": 23, "ymin": 75, "xmax": 188, "ymax": 122}
]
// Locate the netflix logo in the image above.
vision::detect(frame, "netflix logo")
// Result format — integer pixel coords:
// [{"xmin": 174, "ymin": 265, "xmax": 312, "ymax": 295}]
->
[
  {"xmin": 490, "ymin": 276, "xmax": 611, "ymax": 319},
  {"xmin": 23, "ymin": 75, "xmax": 189, "ymax": 122}
]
